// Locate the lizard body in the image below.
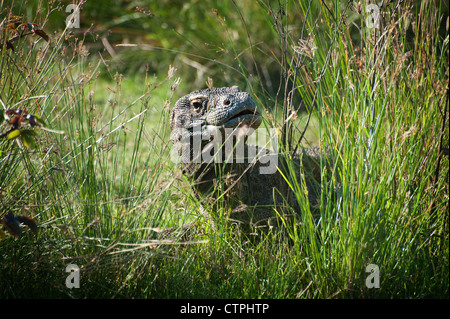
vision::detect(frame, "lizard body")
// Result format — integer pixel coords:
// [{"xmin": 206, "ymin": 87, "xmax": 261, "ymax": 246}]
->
[{"xmin": 169, "ymin": 86, "xmax": 327, "ymax": 234}]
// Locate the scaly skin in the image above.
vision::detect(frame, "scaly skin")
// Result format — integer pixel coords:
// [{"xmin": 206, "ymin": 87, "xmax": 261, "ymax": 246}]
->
[{"xmin": 168, "ymin": 86, "xmax": 329, "ymax": 236}]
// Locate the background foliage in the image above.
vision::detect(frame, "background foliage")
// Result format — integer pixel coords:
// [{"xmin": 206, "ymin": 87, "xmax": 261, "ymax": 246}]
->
[{"xmin": 0, "ymin": 0, "xmax": 448, "ymax": 298}]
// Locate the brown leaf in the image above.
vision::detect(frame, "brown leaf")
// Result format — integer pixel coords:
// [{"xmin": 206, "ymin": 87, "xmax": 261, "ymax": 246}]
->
[
  {"xmin": 1, "ymin": 212, "xmax": 22, "ymax": 238},
  {"xmin": 34, "ymin": 29, "xmax": 49, "ymax": 42},
  {"xmin": 16, "ymin": 215, "xmax": 38, "ymax": 235}
]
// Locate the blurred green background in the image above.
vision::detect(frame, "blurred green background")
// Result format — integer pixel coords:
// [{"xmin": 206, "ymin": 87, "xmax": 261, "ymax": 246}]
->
[
  {"xmin": 7, "ymin": 0, "xmax": 447, "ymax": 100},
  {"xmin": 8, "ymin": 0, "xmax": 285, "ymax": 91},
  {"xmin": 5, "ymin": 0, "xmax": 346, "ymax": 95},
  {"xmin": 1, "ymin": 0, "xmax": 448, "ymax": 299}
]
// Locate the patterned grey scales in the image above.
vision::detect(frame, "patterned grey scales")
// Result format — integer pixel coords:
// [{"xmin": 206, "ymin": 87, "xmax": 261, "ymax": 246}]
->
[{"xmin": 167, "ymin": 86, "xmax": 331, "ymax": 237}]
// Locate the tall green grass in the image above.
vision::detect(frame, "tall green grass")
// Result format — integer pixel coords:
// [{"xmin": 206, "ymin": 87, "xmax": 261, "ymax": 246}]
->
[
  {"xmin": 1, "ymin": 0, "xmax": 448, "ymax": 298},
  {"xmin": 0, "ymin": 1, "xmax": 184, "ymax": 297},
  {"xmin": 256, "ymin": 0, "xmax": 449, "ymax": 297}
]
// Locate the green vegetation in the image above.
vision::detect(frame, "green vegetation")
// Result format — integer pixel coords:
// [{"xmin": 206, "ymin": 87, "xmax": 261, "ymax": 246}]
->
[{"xmin": 0, "ymin": 0, "xmax": 448, "ymax": 298}]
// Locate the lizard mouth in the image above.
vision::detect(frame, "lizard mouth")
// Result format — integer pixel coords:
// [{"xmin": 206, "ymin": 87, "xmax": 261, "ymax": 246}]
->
[{"xmin": 223, "ymin": 108, "xmax": 262, "ymax": 129}]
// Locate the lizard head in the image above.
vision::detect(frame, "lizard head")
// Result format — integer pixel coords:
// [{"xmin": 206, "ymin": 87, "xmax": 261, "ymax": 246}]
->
[
  {"xmin": 170, "ymin": 86, "xmax": 261, "ymax": 146},
  {"xmin": 170, "ymin": 86, "xmax": 261, "ymax": 129},
  {"xmin": 169, "ymin": 86, "xmax": 262, "ymax": 173}
]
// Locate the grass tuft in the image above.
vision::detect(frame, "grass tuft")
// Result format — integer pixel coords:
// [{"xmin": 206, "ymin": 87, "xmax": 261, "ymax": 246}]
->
[{"xmin": 1, "ymin": 0, "xmax": 448, "ymax": 298}]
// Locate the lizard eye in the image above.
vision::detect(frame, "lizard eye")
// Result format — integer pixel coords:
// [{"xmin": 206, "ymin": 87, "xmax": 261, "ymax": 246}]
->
[
  {"xmin": 192, "ymin": 101, "xmax": 202, "ymax": 109},
  {"xmin": 189, "ymin": 94, "xmax": 208, "ymax": 113},
  {"xmin": 190, "ymin": 97, "xmax": 206, "ymax": 113}
]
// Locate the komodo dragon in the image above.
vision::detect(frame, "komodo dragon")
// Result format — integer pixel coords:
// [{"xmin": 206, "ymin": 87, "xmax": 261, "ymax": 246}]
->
[{"xmin": 166, "ymin": 86, "xmax": 330, "ymax": 237}]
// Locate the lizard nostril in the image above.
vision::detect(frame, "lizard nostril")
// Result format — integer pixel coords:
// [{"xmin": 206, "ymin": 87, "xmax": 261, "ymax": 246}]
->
[{"xmin": 223, "ymin": 99, "xmax": 231, "ymax": 106}]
